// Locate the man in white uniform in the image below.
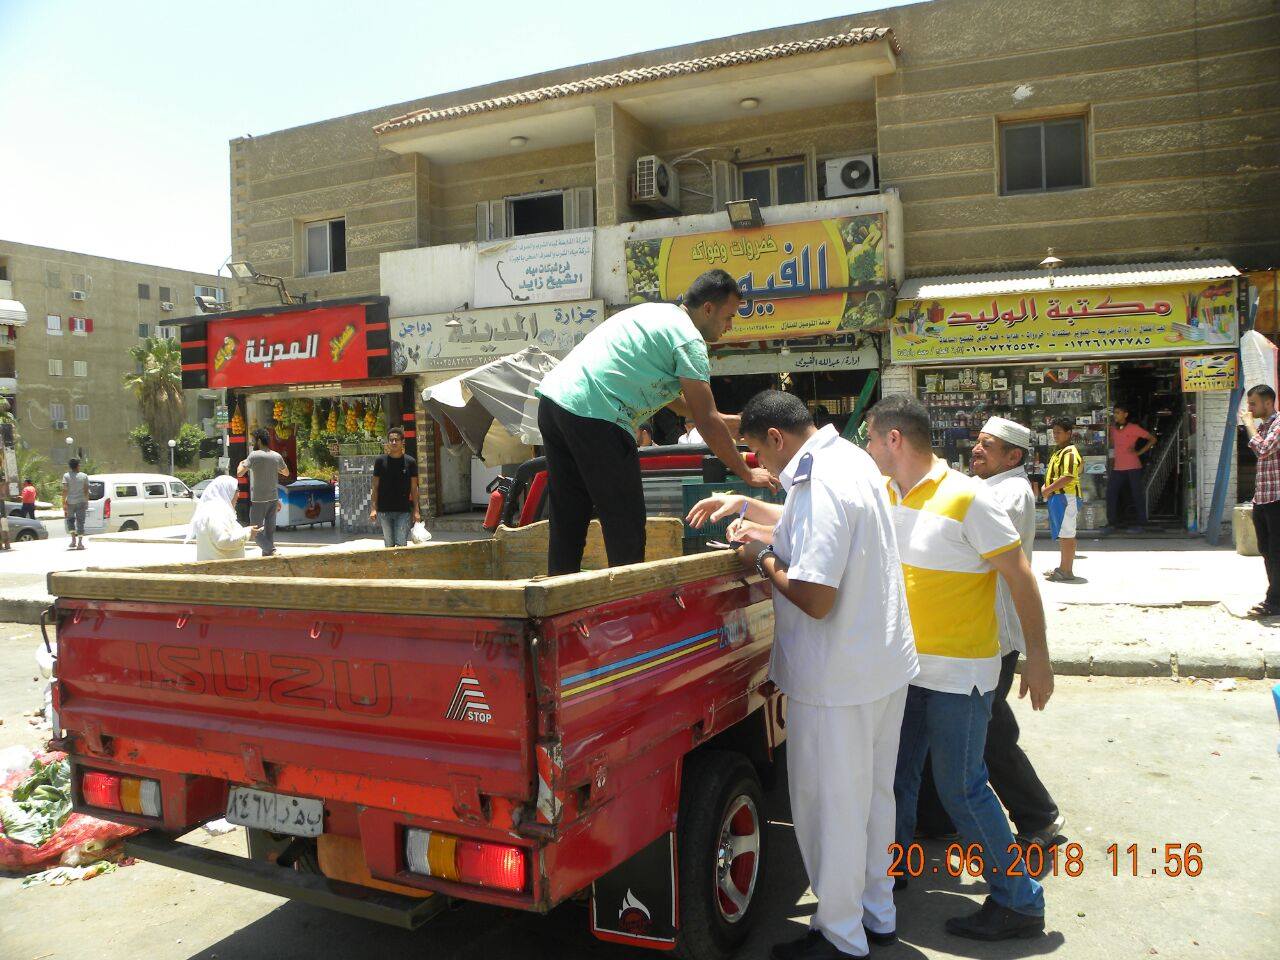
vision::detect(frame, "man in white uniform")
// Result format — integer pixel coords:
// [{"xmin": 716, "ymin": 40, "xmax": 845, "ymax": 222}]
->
[
  {"xmin": 970, "ymin": 417, "xmax": 1064, "ymax": 848},
  {"xmin": 687, "ymin": 391, "xmax": 918, "ymax": 960}
]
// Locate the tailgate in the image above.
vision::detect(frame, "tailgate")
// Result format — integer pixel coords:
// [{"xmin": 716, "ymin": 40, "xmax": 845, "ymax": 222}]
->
[{"xmin": 55, "ymin": 601, "xmax": 533, "ymax": 803}]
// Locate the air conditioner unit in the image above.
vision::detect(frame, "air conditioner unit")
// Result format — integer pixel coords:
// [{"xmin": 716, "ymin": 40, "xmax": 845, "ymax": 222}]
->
[
  {"xmin": 632, "ymin": 155, "xmax": 681, "ymax": 212},
  {"xmin": 52, "ymin": 420, "xmax": 68, "ymax": 430},
  {"xmin": 70, "ymin": 290, "xmax": 87, "ymax": 301},
  {"xmin": 160, "ymin": 301, "xmax": 174, "ymax": 311},
  {"xmin": 822, "ymin": 154, "xmax": 878, "ymax": 198}
]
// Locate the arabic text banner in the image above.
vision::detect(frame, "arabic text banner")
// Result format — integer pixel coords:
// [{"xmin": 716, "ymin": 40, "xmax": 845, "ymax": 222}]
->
[
  {"xmin": 207, "ymin": 305, "xmax": 369, "ymax": 389},
  {"xmin": 625, "ymin": 215, "xmax": 888, "ymax": 341},
  {"xmin": 390, "ymin": 300, "xmax": 606, "ymax": 373},
  {"xmin": 890, "ymin": 280, "xmax": 1238, "ymax": 364},
  {"xmin": 475, "ymin": 231, "xmax": 594, "ymax": 308},
  {"xmin": 1180, "ymin": 353, "xmax": 1239, "ymax": 392}
]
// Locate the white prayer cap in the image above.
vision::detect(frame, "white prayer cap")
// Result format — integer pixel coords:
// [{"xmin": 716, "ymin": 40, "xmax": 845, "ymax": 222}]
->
[{"xmin": 980, "ymin": 416, "xmax": 1032, "ymax": 450}]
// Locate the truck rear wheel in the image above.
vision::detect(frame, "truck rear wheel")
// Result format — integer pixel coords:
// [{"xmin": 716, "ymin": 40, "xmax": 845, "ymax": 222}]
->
[{"xmin": 676, "ymin": 751, "xmax": 766, "ymax": 960}]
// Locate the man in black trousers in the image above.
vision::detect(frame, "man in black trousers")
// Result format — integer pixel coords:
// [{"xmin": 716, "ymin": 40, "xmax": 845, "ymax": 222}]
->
[{"xmin": 536, "ymin": 269, "xmax": 776, "ymax": 575}]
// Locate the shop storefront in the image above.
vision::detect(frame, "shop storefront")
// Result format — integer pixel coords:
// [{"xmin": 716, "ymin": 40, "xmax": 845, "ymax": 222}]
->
[
  {"xmin": 624, "ymin": 213, "xmax": 891, "ymax": 433},
  {"xmin": 179, "ymin": 296, "xmax": 417, "ymax": 531},
  {"xmin": 889, "ymin": 262, "xmax": 1243, "ymax": 534}
]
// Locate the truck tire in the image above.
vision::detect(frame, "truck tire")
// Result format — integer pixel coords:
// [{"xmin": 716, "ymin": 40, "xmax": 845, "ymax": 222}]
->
[{"xmin": 676, "ymin": 751, "xmax": 766, "ymax": 960}]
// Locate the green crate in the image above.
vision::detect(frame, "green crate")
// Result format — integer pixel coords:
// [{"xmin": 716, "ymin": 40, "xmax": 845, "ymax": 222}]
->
[{"xmin": 680, "ymin": 480, "xmax": 786, "ymax": 543}]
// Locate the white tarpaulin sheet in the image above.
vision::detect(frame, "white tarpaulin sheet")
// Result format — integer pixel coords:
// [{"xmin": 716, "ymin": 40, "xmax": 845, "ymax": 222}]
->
[{"xmin": 421, "ymin": 346, "xmax": 558, "ymax": 466}]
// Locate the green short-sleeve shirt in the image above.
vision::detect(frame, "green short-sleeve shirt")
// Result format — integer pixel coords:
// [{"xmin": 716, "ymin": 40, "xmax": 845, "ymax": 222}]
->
[{"xmin": 537, "ymin": 303, "xmax": 710, "ymax": 431}]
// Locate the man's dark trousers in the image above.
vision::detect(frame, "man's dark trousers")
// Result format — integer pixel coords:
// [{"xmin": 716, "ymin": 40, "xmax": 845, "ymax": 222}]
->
[
  {"xmin": 1251, "ymin": 499, "xmax": 1280, "ymax": 608},
  {"xmin": 917, "ymin": 652, "xmax": 1059, "ymax": 838},
  {"xmin": 538, "ymin": 398, "xmax": 646, "ymax": 575},
  {"xmin": 1106, "ymin": 467, "xmax": 1146, "ymax": 527}
]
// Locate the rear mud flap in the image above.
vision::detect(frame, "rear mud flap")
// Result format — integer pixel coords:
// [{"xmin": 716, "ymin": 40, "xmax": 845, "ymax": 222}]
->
[{"xmin": 590, "ymin": 832, "xmax": 677, "ymax": 950}]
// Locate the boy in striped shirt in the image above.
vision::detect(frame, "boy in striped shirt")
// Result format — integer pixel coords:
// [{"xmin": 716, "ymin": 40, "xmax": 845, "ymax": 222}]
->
[{"xmin": 1041, "ymin": 418, "xmax": 1082, "ymax": 583}]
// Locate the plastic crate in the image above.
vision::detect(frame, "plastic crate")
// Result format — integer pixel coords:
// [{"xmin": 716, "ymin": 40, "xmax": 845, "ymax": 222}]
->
[{"xmin": 680, "ymin": 480, "xmax": 786, "ymax": 545}]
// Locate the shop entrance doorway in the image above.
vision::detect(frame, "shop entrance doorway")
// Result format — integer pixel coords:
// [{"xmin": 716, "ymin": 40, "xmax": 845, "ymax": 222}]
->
[{"xmin": 1108, "ymin": 358, "xmax": 1188, "ymax": 529}]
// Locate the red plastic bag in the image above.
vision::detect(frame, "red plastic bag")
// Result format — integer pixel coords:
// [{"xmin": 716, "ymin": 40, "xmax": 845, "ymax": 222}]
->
[{"xmin": 0, "ymin": 751, "xmax": 141, "ymax": 872}]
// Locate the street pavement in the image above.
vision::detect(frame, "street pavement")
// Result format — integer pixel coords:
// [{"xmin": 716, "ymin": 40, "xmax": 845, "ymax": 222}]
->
[{"xmin": 0, "ymin": 628, "xmax": 1274, "ymax": 960}]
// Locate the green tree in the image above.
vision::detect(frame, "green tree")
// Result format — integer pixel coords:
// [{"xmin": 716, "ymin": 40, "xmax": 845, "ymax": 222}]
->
[
  {"xmin": 129, "ymin": 422, "xmax": 204, "ymax": 468},
  {"xmin": 122, "ymin": 337, "xmax": 185, "ymax": 446}
]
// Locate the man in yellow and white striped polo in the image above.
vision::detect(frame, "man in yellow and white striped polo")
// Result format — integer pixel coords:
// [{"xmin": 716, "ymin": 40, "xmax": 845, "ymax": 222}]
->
[{"xmin": 864, "ymin": 395, "xmax": 1054, "ymax": 942}]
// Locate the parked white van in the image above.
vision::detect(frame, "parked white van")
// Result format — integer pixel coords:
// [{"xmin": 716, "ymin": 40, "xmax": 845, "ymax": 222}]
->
[{"xmin": 83, "ymin": 474, "xmax": 197, "ymax": 534}]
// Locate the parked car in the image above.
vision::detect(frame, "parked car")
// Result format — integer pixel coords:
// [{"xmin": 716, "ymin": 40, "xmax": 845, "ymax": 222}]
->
[
  {"xmin": 83, "ymin": 473, "xmax": 197, "ymax": 534},
  {"xmin": 3, "ymin": 513, "xmax": 48, "ymax": 542},
  {"xmin": 191, "ymin": 478, "xmax": 214, "ymax": 499}
]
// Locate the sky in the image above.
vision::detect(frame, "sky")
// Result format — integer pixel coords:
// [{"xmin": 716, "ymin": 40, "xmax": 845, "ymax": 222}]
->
[{"xmin": 0, "ymin": 0, "xmax": 909, "ymax": 277}]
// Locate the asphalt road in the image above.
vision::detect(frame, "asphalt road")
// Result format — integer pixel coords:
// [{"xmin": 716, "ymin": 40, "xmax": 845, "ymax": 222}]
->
[{"xmin": 0, "ymin": 624, "xmax": 1276, "ymax": 960}]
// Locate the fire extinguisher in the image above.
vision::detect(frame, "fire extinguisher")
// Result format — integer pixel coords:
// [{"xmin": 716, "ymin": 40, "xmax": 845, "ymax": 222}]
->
[{"xmin": 483, "ymin": 476, "xmax": 513, "ymax": 530}]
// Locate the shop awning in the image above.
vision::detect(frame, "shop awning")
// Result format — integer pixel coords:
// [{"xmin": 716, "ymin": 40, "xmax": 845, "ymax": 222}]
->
[
  {"xmin": 421, "ymin": 346, "xmax": 558, "ymax": 465},
  {"xmin": 898, "ymin": 260, "xmax": 1240, "ymax": 301},
  {"xmin": 0, "ymin": 299, "xmax": 29, "ymax": 326}
]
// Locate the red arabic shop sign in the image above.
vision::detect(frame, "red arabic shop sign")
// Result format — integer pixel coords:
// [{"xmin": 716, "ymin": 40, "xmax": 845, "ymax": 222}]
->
[{"xmin": 206, "ymin": 305, "xmax": 369, "ymax": 388}]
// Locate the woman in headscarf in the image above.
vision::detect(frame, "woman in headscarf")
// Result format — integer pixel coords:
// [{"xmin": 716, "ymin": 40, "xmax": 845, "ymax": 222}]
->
[{"xmin": 187, "ymin": 475, "xmax": 259, "ymax": 561}]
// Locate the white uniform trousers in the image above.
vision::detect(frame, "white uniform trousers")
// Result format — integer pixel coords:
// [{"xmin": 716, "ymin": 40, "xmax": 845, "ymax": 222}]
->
[{"xmin": 787, "ymin": 685, "xmax": 909, "ymax": 957}]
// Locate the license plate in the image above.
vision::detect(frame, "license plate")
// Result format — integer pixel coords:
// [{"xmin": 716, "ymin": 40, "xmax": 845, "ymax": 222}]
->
[{"xmin": 225, "ymin": 787, "xmax": 324, "ymax": 838}]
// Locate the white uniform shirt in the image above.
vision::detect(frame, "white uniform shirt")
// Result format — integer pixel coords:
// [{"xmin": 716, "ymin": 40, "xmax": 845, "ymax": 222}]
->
[
  {"xmin": 677, "ymin": 427, "xmax": 703, "ymax": 444},
  {"xmin": 768, "ymin": 425, "xmax": 920, "ymax": 707},
  {"xmin": 985, "ymin": 466, "xmax": 1036, "ymax": 656}
]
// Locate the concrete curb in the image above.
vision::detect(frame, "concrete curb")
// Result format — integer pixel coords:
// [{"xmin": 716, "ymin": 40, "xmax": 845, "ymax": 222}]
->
[{"xmin": 0, "ymin": 598, "xmax": 48, "ymax": 625}]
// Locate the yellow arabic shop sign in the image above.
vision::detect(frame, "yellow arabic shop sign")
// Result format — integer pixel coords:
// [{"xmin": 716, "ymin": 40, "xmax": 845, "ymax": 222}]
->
[
  {"xmin": 1180, "ymin": 353, "xmax": 1239, "ymax": 392},
  {"xmin": 625, "ymin": 215, "xmax": 889, "ymax": 341},
  {"xmin": 890, "ymin": 279, "xmax": 1238, "ymax": 364}
]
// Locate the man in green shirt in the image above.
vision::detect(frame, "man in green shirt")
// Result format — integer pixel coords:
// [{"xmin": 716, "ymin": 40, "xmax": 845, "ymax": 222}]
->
[{"xmin": 537, "ymin": 268, "xmax": 776, "ymax": 574}]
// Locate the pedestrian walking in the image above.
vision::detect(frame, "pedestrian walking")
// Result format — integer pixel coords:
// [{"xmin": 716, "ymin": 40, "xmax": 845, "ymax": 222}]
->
[
  {"xmin": 370, "ymin": 426, "xmax": 419, "ymax": 547},
  {"xmin": 864, "ymin": 395, "xmax": 1053, "ymax": 942},
  {"xmin": 1041, "ymin": 417, "xmax": 1083, "ymax": 582},
  {"xmin": 236, "ymin": 428, "xmax": 288, "ymax": 557},
  {"xmin": 969, "ymin": 416, "xmax": 1065, "ymax": 848},
  {"xmin": 1242, "ymin": 384, "xmax": 1280, "ymax": 618},
  {"xmin": 20, "ymin": 478, "xmax": 38, "ymax": 520},
  {"xmin": 186, "ymin": 475, "xmax": 259, "ymax": 561},
  {"xmin": 1104, "ymin": 402, "xmax": 1154, "ymax": 532},
  {"xmin": 687, "ymin": 391, "xmax": 918, "ymax": 960},
  {"xmin": 536, "ymin": 268, "xmax": 773, "ymax": 575},
  {"xmin": 61, "ymin": 457, "xmax": 90, "ymax": 551}
]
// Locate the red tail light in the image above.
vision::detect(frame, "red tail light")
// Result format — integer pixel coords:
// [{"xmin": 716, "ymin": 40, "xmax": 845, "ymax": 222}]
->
[
  {"xmin": 79, "ymin": 769, "xmax": 162, "ymax": 816},
  {"xmin": 81, "ymin": 771, "xmax": 121, "ymax": 810},
  {"xmin": 103, "ymin": 497, "xmax": 111, "ymax": 519},
  {"xmin": 404, "ymin": 828, "xmax": 527, "ymax": 893}
]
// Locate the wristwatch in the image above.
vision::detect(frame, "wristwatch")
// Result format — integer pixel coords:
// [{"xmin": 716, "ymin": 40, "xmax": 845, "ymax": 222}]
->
[{"xmin": 754, "ymin": 545, "xmax": 776, "ymax": 578}]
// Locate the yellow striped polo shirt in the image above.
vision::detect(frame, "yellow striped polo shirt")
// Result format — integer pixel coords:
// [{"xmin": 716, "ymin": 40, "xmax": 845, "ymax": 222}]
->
[
  {"xmin": 1044, "ymin": 444, "xmax": 1083, "ymax": 498},
  {"xmin": 886, "ymin": 458, "xmax": 1023, "ymax": 695}
]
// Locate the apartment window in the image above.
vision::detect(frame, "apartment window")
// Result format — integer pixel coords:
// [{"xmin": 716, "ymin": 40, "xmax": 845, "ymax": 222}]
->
[
  {"xmin": 138, "ymin": 283, "xmax": 151, "ymax": 300},
  {"xmin": 45, "ymin": 269, "xmax": 60, "ymax": 289},
  {"xmin": 159, "ymin": 286, "xmax": 172, "ymax": 302},
  {"xmin": 138, "ymin": 323, "xmax": 150, "ymax": 338},
  {"xmin": 46, "ymin": 314, "xmax": 62, "ymax": 335},
  {"xmin": 75, "ymin": 404, "xmax": 90, "ymax": 422},
  {"xmin": 48, "ymin": 359, "xmax": 63, "ymax": 376},
  {"xmin": 1001, "ymin": 117, "xmax": 1088, "ymax": 194},
  {"xmin": 73, "ymin": 360, "xmax": 88, "ymax": 378},
  {"xmin": 0, "ymin": 263, "xmax": 7, "ymax": 281},
  {"xmin": 304, "ymin": 218, "xmax": 346, "ymax": 275},
  {"xmin": 155, "ymin": 325, "xmax": 175, "ymax": 340},
  {"xmin": 69, "ymin": 316, "xmax": 91, "ymax": 334},
  {"xmin": 195, "ymin": 284, "xmax": 225, "ymax": 301},
  {"xmin": 740, "ymin": 159, "xmax": 808, "ymax": 208},
  {"xmin": 50, "ymin": 403, "xmax": 66, "ymax": 423},
  {"xmin": 508, "ymin": 192, "xmax": 565, "ymax": 237}
]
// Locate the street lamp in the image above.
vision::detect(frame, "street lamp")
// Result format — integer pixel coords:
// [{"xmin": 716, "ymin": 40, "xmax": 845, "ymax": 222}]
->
[
  {"xmin": 167, "ymin": 438, "xmax": 177, "ymax": 476},
  {"xmin": 226, "ymin": 260, "xmax": 305, "ymax": 306},
  {"xmin": 64, "ymin": 436, "xmax": 73, "ymax": 462}
]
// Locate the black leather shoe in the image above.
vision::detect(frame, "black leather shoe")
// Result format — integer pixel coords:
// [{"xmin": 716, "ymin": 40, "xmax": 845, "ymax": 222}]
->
[
  {"xmin": 864, "ymin": 925, "xmax": 897, "ymax": 947},
  {"xmin": 771, "ymin": 930, "xmax": 861, "ymax": 960},
  {"xmin": 1018, "ymin": 813, "xmax": 1067, "ymax": 851},
  {"xmin": 945, "ymin": 897, "xmax": 1045, "ymax": 941}
]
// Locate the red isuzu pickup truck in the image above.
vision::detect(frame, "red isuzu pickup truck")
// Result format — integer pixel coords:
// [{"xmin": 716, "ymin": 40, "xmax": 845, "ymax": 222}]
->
[{"xmin": 48, "ymin": 512, "xmax": 783, "ymax": 959}]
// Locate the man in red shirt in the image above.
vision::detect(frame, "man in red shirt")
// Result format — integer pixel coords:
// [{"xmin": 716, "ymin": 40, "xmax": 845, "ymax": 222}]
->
[
  {"xmin": 1105, "ymin": 402, "xmax": 1155, "ymax": 533},
  {"xmin": 1243, "ymin": 384, "xmax": 1280, "ymax": 617},
  {"xmin": 20, "ymin": 478, "xmax": 38, "ymax": 520}
]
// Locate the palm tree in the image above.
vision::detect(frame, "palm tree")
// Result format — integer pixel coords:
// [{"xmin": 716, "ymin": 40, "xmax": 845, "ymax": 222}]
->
[{"xmin": 123, "ymin": 336, "xmax": 185, "ymax": 446}]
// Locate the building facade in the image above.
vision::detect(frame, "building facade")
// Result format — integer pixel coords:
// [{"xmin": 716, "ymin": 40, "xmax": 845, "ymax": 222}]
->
[
  {"xmin": 224, "ymin": 0, "xmax": 1279, "ymax": 524},
  {"xmin": 0, "ymin": 240, "xmax": 228, "ymax": 472}
]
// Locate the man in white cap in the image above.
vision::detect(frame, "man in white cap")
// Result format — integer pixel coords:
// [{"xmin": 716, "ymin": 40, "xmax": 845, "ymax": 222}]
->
[{"xmin": 970, "ymin": 416, "xmax": 1064, "ymax": 851}]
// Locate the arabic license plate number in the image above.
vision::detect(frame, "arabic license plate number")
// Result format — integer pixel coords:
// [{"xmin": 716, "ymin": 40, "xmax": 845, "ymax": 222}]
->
[{"xmin": 225, "ymin": 787, "xmax": 324, "ymax": 838}]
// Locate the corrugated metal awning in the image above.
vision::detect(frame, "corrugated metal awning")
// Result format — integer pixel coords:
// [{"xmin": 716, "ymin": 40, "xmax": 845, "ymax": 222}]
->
[
  {"xmin": 0, "ymin": 298, "xmax": 28, "ymax": 326},
  {"xmin": 898, "ymin": 260, "xmax": 1240, "ymax": 301}
]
